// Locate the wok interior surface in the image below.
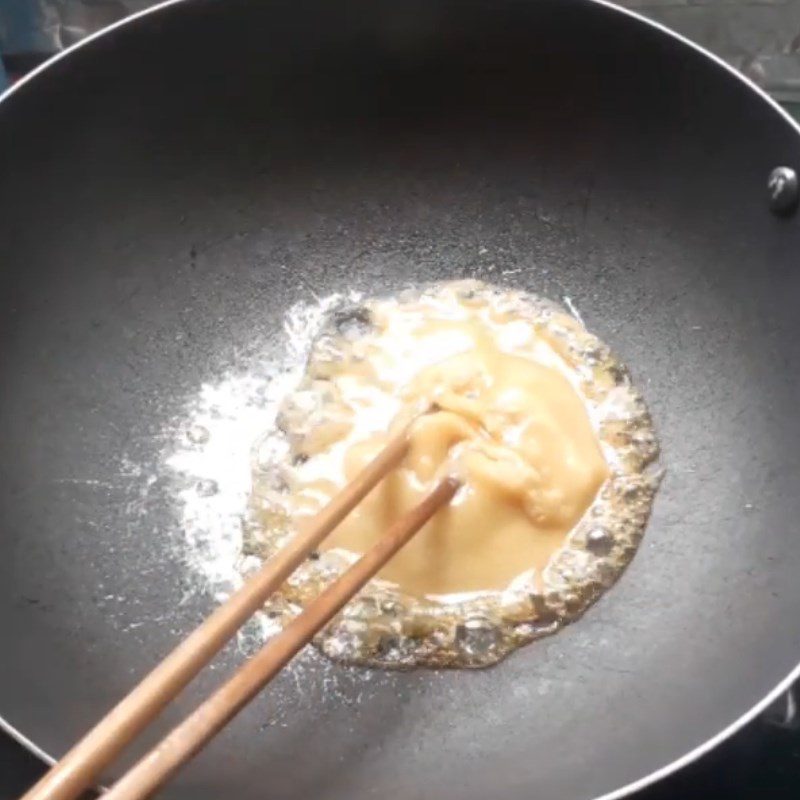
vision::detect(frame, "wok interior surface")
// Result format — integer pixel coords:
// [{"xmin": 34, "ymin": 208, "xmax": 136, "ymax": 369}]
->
[{"xmin": 2, "ymin": 0, "xmax": 800, "ymax": 798}]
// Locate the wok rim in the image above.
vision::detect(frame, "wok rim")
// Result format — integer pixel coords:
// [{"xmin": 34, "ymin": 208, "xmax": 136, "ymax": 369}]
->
[{"xmin": 1, "ymin": 0, "xmax": 799, "ymax": 797}]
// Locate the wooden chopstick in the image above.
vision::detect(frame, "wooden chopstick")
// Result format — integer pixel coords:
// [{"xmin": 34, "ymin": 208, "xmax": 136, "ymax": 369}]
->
[
  {"xmin": 21, "ymin": 428, "xmax": 411, "ymax": 800},
  {"xmin": 103, "ymin": 476, "xmax": 460, "ymax": 800}
]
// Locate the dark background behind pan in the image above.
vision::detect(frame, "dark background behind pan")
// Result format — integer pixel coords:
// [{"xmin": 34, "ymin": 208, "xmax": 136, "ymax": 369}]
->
[{"xmin": 1, "ymin": 1, "xmax": 800, "ymax": 798}]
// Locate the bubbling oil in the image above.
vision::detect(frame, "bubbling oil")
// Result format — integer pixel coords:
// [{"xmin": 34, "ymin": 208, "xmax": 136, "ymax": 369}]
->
[{"xmin": 245, "ymin": 281, "xmax": 660, "ymax": 668}]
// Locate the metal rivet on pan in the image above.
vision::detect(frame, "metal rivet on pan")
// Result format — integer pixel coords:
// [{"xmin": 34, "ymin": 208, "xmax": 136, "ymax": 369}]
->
[{"xmin": 768, "ymin": 166, "xmax": 799, "ymax": 214}]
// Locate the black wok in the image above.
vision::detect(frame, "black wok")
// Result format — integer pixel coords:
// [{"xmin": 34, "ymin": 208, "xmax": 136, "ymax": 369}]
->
[{"xmin": 2, "ymin": 0, "xmax": 800, "ymax": 798}]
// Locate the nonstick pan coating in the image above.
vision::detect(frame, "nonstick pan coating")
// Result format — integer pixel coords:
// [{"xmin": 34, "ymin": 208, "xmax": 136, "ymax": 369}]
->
[{"xmin": 1, "ymin": 1, "xmax": 800, "ymax": 798}]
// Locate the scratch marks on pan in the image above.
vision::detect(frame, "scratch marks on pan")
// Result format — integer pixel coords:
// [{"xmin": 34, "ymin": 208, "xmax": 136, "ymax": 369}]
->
[
  {"xmin": 52, "ymin": 478, "xmax": 115, "ymax": 487},
  {"xmin": 563, "ymin": 295, "xmax": 585, "ymax": 326}
]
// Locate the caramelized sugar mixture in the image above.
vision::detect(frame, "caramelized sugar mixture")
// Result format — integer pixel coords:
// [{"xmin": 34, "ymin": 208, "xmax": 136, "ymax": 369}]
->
[
  {"xmin": 295, "ymin": 309, "xmax": 609, "ymax": 597},
  {"xmin": 246, "ymin": 281, "xmax": 660, "ymax": 668}
]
